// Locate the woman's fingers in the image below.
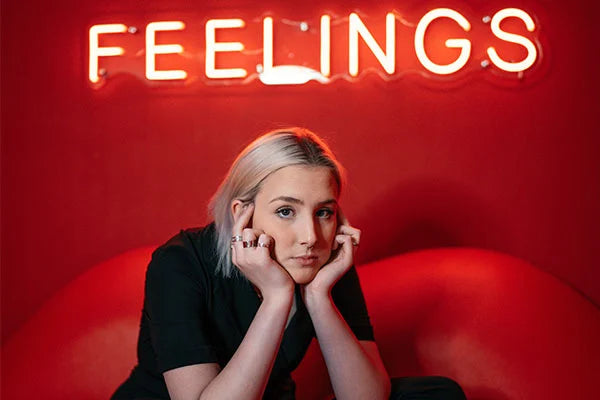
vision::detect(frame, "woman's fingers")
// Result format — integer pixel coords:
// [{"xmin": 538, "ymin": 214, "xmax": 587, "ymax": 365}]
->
[
  {"xmin": 232, "ymin": 202, "xmax": 254, "ymax": 235},
  {"xmin": 329, "ymin": 225, "xmax": 360, "ymax": 267},
  {"xmin": 231, "ymin": 203, "xmax": 257, "ymax": 267},
  {"xmin": 336, "ymin": 208, "xmax": 359, "ymax": 247},
  {"xmin": 241, "ymin": 227, "xmax": 256, "ymax": 246},
  {"xmin": 232, "ymin": 203, "xmax": 256, "ymax": 251},
  {"xmin": 309, "ymin": 234, "xmax": 353, "ymax": 292},
  {"xmin": 337, "ymin": 224, "xmax": 361, "ymax": 247},
  {"xmin": 233, "ymin": 227, "xmax": 265, "ymax": 258},
  {"xmin": 331, "ymin": 234, "xmax": 354, "ymax": 266},
  {"xmin": 257, "ymin": 233, "xmax": 272, "ymax": 249},
  {"xmin": 229, "ymin": 203, "xmax": 293, "ymax": 296}
]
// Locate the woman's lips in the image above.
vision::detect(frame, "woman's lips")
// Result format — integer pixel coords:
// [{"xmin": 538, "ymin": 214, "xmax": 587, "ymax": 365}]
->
[{"xmin": 293, "ymin": 255, "xmax": 318, "ymax": 266}]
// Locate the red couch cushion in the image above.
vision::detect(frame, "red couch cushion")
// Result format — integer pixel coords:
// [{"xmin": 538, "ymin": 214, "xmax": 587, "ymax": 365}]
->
[
  {"xmin": 294, "ymin": 249, "xmax": 600, "ymax": 399},
  {"xmin": 3, "ymin": 248, "xmax": 599, "ymax": 400}
]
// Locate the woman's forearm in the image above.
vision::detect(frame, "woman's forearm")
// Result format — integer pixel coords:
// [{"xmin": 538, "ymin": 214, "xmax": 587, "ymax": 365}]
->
[
  {"xmin": 305, "ymin": 293, "xmax": 390, "ymax": 400},
  {"xmin": 199, "ymin": 289, "xmax": 294, "ymax": 400}
]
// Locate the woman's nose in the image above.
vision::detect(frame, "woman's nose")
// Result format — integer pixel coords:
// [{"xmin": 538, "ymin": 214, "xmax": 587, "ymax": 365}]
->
[{"xmin": 299, "ymin": 216, "xmax": 318, "ymax": 248}]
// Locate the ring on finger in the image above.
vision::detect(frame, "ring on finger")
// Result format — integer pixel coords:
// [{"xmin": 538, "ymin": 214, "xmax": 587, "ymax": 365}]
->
[
  {"xmin": 231, "ymin": 235, "xmax": 243, "ymax": 243},
  {"xmin": 243, "ymin": 240, "xmax": 257, "ymax": 248},
  {"xmin": 257, "ymin": 242, "xmax": 269, "ymax": 248}
]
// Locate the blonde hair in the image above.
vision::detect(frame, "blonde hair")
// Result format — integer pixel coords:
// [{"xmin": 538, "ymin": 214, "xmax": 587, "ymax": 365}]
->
[{"xmin": 208, "ymin": 127, "xmax": 346, "ymax": 278}]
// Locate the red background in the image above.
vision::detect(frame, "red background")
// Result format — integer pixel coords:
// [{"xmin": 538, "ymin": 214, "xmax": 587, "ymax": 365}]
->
[{"xmin": 2, "ymin": 0, "xmax": 599, "ymax": 343}]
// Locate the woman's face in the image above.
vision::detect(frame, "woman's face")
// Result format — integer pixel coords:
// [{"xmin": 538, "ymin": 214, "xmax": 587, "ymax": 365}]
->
[{"xmin": 250, "ymin": 165, "xmax": 339, "ymax": 284}]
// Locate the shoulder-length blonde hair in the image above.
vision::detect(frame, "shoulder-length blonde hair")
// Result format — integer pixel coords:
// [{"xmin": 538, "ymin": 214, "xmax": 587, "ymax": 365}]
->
[{"xmin": 208, "ymin": 127, "xmax": 346, "ymax": 279}]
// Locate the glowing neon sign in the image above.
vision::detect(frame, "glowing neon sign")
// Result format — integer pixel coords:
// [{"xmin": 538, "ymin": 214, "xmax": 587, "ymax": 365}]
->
[
  {"xmin": 89, "ymin": 24, "xmax": 127, "ymax": 83},
  {"xmin": 88, "ymin": 7, "xmax": 541, "ymax": 86}
]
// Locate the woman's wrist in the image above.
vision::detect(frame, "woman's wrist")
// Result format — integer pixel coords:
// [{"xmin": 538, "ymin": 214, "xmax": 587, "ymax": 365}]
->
[
  {"xmin": 261, "ymin": 284, "xmax": 295, "ymax": 304},
  {"xmin": 301, "ymin": 287, "xmax": 331, "ymax": 311}
]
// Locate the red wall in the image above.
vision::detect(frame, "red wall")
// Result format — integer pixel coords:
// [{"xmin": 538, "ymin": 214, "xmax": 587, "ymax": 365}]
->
[{"xmin": 2, "ymin": 0, "xmax": 599, "ymax": 342}]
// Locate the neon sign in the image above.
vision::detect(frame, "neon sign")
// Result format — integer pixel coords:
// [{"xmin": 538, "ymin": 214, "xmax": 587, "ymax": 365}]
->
[{"xmin": 88, "ymin": 7, "xmax": 541, "ymax": 87}]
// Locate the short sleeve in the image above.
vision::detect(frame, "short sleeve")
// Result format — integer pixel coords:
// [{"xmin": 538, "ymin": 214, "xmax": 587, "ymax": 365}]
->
[
  {"xmin": 145, "ymin": 244, "xmax": 219, "ymax": 373},
  {"xmin": 331, "ymin": 265, "xmax": 375, "ymax": 341}
]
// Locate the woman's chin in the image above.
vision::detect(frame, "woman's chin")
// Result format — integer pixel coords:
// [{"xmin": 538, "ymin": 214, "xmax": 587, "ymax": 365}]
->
[{"xmin": 285, "ymin": 266, "xmax": 319, "ymax": 285}]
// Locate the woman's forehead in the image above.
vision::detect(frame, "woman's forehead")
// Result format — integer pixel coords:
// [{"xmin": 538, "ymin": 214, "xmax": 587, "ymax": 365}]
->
[{"xmin": 258, "ymin": 165, "xmax": 338, "ymax": 201}]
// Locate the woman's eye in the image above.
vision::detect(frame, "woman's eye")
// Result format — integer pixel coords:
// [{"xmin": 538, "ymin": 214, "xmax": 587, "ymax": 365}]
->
[
  {"xmin": 276, "ymin": 208, "xmax": 294, "ymax": 218},
  {"xmin": 316, "ymin": 208, "xmax": 334, "ymax": 218}
]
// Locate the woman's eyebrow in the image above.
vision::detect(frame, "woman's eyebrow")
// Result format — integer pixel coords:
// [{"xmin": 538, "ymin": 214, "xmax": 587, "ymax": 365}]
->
[
  {"xmin": 269, "ymin": 196, "xmax": 303, "ymax": 204},
  {"xmin": 269, "ymin": 196, "xmax": 338, "ymax": 207},
  {"xmin": 318, "ymin": 199, "xmax": 338, "ymax": 206}
]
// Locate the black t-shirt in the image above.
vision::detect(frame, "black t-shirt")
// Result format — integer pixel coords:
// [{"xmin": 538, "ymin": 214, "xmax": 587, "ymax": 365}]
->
[{"xmin": 112, "ymin": 222, "xmax": 374, "ymax": 399}]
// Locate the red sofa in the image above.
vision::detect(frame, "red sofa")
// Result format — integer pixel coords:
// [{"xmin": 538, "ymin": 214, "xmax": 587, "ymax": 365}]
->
[{"xmin": 3, "ymin": 247, "xmax": 599, "ymax": 399}]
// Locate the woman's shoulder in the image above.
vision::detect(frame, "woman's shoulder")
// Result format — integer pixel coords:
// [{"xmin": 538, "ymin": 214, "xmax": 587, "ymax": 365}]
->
[{"xmin": 148, "ymin": 222, "xmax": 218, "ymax": 277}]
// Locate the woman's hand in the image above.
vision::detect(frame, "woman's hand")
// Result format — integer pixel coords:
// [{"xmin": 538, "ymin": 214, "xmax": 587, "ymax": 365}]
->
[
  {"xmin": 301, "ymin": 208, "xmax": 360, "ymax": 301},
  {"xmin": 230, "ymin": 202, "xmax": 295, "ymax": 300}
]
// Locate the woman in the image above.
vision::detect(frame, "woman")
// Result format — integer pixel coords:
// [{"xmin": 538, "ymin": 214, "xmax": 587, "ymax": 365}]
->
[{"xmin": 111, "ymin": 127, "xmax": 466, "ymax": 400}]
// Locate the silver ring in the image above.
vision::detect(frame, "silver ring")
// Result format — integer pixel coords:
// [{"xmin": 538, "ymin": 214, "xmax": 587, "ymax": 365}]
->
[
  {"xmin": 257, "ymin": 242, "xmax": 269, "ymax": 248},
  {"xmin": 242, "ymin": 240, "xmax": 256, "ymax": 248},
  {"xmin": 231, "ymin": 235, "xmax": 243, "ymax": 243}
]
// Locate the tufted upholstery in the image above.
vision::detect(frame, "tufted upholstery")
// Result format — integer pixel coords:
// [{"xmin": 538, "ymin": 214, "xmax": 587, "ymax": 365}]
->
[{"xmin": 3, "ymin": 248, "xmax": 599, "ymax": 399}]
